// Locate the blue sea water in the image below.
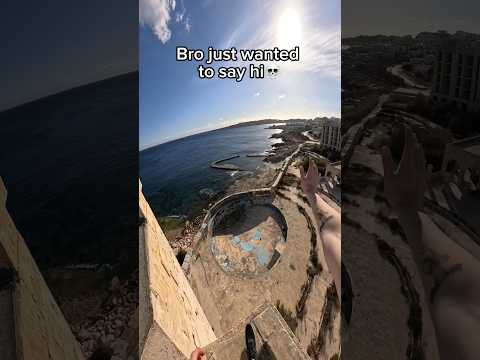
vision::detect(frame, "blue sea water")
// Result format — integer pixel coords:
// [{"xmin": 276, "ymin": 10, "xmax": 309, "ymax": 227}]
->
[{"xmin": 139, "ymin": 124, "xmax": 282, "ymax": 217}]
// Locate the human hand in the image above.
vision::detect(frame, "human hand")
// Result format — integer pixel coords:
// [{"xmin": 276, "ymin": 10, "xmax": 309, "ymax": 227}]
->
[
  {"xmin": 381, "ymin": 125, "xmax": 426, "ymax": 219},
  {"xmin": 300, "ymin": 159, "xmax": 320, "ymax": 200},
  {"xmin": 190, "ymin": 347, "xmax": 205, "ymax": 360}
]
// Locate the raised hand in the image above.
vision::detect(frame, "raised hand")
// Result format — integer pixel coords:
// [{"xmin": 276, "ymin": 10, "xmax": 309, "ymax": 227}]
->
[
  {"xmin": 381, "ymin": 125, "xmax": 427, "ymax": 216},
  {"xmin": 300, "ymin": 159, "xmax": 320, "ymax": 199}
]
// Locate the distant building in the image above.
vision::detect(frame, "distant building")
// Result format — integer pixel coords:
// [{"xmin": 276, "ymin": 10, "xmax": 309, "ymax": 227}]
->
[
  {"xmin": 431, "ymin": 40, "xmax": 480, "ymax": 112},
  {"xmin": 313, "ymin": 118, "xmax": 341, "ymax": 150},
  {"xmin": 285, "ymin": 120, "xmax": 306, "ymax": 128}
]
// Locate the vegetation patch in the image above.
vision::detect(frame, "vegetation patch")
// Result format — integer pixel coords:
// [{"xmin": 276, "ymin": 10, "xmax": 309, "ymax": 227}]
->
[
  {"xmin": 375, "ymin": 237, "xmax": 424, "ymax": 360},
  {"xmin": 276, "ymin": 300, "xmax": 297, "ymax": 333},
  {"xmin": 307, "ymin": 283, "xmax": 339, "ymax": 359},
  {"xmin": 296, "ymin": 205, "xmax": 322, "ymax": 321},
  {"xmin": 158, "ymin": 216, "xmax": 185, "ymax": 231},
  {"xmin": 279, "ymin": 173, "xmax": 298, "ymax": 187}
]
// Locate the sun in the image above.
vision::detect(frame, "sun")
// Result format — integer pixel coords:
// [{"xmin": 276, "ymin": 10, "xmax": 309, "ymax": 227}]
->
[{"xmin": 277, "ymin": 8, "xmax": 302, "ymax": 50}]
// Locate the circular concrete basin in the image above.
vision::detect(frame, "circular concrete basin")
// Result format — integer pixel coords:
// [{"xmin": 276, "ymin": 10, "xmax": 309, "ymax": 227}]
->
[{"xmin": 210, "ymin": 203, "xmax": 287, "ymax": 277}]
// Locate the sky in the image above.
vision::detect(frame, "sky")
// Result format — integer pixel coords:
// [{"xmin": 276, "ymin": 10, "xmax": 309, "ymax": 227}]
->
[
  {"xmin": 342, "ymin": 0, "xmax": 480, "ymax": 38},
  {"xmin": 0, "ymin": 1, "xmax": 137, "ymax": 111},
  {"xmin": 139, "ymin": 0, "xmax": 341, "ymax": 149}
]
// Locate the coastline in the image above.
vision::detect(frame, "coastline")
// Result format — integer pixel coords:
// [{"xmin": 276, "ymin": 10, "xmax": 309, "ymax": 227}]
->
[
  {"xmin": 141, "ymin": 118, "xmax": 297, "ymax": 152},
  {"xmin": 158, "ymin": 123, "xmax": 308, "ymax": 256}
]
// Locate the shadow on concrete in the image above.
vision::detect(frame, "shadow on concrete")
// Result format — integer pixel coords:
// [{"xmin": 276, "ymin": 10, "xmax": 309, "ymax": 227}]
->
[{"xmin": 240, "ymin": 342, "xmax": 277, "ymax": 360}]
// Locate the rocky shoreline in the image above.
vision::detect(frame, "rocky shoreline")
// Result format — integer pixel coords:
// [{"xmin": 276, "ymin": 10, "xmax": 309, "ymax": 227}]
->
[
  {"xmin": 265, "ymin": 125, "xmax": 308, "ymax": 163},
  {"xmin": 161, "ymin": 124, "xmax": 308, "ymax": 256}
]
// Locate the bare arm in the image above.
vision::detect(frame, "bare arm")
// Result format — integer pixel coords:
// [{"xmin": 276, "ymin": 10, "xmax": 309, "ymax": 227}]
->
[
  {"xmin": 382, "ymin": 126, "xmax": 480, "ymax": 359},
  {"xmin": 300, "ymin": 160, "xmax": 341, "ymax": 299}
]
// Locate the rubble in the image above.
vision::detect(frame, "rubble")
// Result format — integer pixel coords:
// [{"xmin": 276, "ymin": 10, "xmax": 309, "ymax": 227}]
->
[{"xmin": 68, "ymin": 271, "xmax": 139, "ymax": 359}]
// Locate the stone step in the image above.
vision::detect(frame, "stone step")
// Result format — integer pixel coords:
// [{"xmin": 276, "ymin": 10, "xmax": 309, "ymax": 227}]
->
[{"xmin": 204, "ymin": 303, "xmax": 311, "ymax": 360}]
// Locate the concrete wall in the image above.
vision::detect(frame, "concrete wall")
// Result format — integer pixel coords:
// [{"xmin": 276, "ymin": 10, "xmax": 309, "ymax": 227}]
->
[
  {"xmin": 0, "ymin": 177, "xmax": 84, "ymax": 360},
  {"xmin": 139, "ymin": 184, "xmax": 216, "ymax": 359}
]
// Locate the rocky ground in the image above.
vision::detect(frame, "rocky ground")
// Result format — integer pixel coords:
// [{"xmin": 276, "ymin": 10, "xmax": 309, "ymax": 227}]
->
[
  {"xmin": 164, "ymin": 215, "xmax": 205, "ymax": 260},
  {"xmin": 54, "ymin": 270, "xmax": 139, "ymax": 359},
  {"xmin": 266, "ymin": 126, "xmax": 308, "ymax": 163}
]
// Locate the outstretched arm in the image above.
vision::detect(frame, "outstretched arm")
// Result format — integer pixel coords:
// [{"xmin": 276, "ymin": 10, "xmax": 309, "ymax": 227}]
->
[
  {"xmin": 300, "ymin": 160, "xmax": 341, "ymax": 300},
  {"xmin": 382, "ymin": 126, "xmax": 480, "ymax": 359}
]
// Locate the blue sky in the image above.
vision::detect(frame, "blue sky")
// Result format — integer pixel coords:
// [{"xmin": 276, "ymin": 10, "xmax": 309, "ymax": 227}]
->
[
  {"xmin": 140, "ymin": 0, "xmax": 340, "ymax": 149},
  {"xmin": 0, "ymin": 0, "xmax": 137, "ymax": 111}
]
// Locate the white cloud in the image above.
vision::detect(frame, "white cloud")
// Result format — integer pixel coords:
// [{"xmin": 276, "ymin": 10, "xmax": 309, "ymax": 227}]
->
[
  {"xmin": 302, "ymin": 29, "xmax": 341, "ymax": 79},
  {"xmin": 231, "ymin": 2, "xmax": 340, "ymax": 80},
  {"xmin": 278, "ymin": 93, "xmax": 287, "ymax": 100},
  {"xmin": 254, "ymin": 92, "xmax": 261, "ymax": 97},
  {"xmin": 185, "ymin": 16, "xmax": 192, "ymax": 32},
  {"xmin": 140, "ymin": 0, "xmax": 176, "ymax": 43}
]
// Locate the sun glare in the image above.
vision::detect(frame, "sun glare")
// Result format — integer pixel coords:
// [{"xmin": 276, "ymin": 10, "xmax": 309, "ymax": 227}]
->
[{"xmin": 277, "ymin": 8, "xmax": 302, "ymax": 50}]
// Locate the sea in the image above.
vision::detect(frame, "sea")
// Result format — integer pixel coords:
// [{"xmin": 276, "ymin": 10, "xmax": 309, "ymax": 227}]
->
[{"xmin": 139, "ymin": 124, "xmax": 283, "ymax": 218}]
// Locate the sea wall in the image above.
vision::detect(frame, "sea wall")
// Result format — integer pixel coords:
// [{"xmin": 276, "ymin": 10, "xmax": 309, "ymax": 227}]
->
[
  {"xmin": 139, "ymin": 182, "xmax": 216, "ymax": 359},
  {"xmin": 271, "ymin": 144, "xmax": 303, "ymax": 190},
  {"xmin": 0, "ymin": 177, "xmax": 84, "ymax": 360},
  {"xmin": 207, "ymin": 189, "xmax": 274, "ymax": 237},
  {"xmin": 182, "ymin": 188, "xmax": 272, "ymax": 274},
  {"xmin": 182, "ymin": 143, "xmax": 304, "ymax": 274}
]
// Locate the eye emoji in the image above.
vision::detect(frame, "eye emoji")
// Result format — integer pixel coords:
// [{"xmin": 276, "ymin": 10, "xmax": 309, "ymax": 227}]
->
[{"xmin": 267, "ymin": 65, "xmax": 279, "ymax": 78}]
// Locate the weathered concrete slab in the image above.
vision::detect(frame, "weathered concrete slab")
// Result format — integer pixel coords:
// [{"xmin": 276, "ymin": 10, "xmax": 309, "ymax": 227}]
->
[{"xmin": 204, "ymin": 304, "xmax": 311, "ymax": 360}]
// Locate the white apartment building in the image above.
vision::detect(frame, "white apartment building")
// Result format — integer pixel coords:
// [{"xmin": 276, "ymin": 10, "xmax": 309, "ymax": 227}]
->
[
  {"xmin": 313, "ymin": 118, "xmax": 341, "ymax": 150},
  {"xmin": 432, "ymin": 40, "xmax": 480, "ymax": 112}
]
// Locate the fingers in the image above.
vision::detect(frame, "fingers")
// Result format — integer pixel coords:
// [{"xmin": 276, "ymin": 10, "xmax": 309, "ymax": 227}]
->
[
  {"xmin": 190, "ymin": 348, "xmax": 205, "ymax": 360},
  {"xmin": 300, "ymin": 165, "xmax": 306, "ymax": 180},
  {"xmin": 311, "ymin": 160, "xmax": 318, "ymax": 175},
  {"xmin": 404, "ymin": 125, "xmax": 416, "ymax": 169},
  {"xmin": 417, "ymin": 141, "xmax": 426, "ymax": 177},
  {"xmin": 307, "ymin": 159, "xmax": 319, "ymax": 179},
  {"xmin": 381, "ymin": 146, "xmax": 394, "ymax": 178},
  {"xmin": 416, "ymin": 140, "xmax": 427, "ymax": 208},
  {"xmin": 307, "ymin": 159, "xmax": 314, "ymax": 178}
]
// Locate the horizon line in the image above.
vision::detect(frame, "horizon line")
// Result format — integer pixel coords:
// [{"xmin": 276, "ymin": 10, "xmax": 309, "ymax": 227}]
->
[
  {"xmin": 139, "ymin": 115, "xmax": 341, "ymax": 152},
  {"xmin": 0, "ymin": 70, "xmax": 138, "ymax": 113}
]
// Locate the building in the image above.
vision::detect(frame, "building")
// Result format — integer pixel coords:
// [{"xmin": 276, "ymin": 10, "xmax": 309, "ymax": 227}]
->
[
  {"xmin": 431, "ymin": 40, "xmax": 480, "ymax": 112},
  {"xmin": 313, "ymin": 118, "xmax": 341, "ymax": 150}
]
